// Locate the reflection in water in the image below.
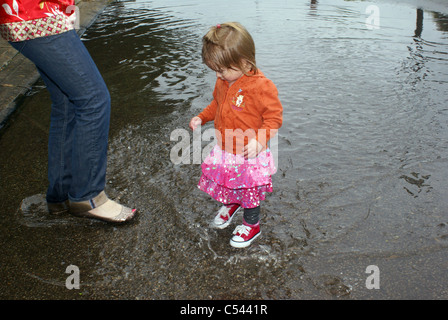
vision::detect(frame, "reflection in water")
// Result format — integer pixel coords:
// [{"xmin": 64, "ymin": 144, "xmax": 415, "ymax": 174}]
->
[
  {"xmin": 415, "ymin": 8, "xmax": 424, "ymax": 37},
  {"xmin": 399, "ymin": 172, "xmax": 431, "ymax": 197},
  {"xmin": 310, "ymin": 0, "xmax": 319, "ymax": 13},
  {"xmin": 1, "ymin": 0, "xmax": 448, "ymax": 299},
  {"xmin": 432, "ymin": 12, "xmax": 448, "ymax": 32}
]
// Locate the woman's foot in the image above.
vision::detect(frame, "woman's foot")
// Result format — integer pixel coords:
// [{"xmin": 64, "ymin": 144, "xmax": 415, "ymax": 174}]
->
[
  {"xmin": 69, "ymin": 191, "xmax": 136, "ymax": 223},
  {"xmin": 230, "ymin": 221, "xmax": 261, "ymax": 248},
  {"xmin": 211, "ymin": 204, "xmax": 241, "ymax": 229}
]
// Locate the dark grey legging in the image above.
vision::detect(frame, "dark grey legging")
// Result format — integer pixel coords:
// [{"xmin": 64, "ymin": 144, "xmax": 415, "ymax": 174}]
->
[{"xmin": 244, "ymin": 206, "xmax": 260, "ymax": 225}]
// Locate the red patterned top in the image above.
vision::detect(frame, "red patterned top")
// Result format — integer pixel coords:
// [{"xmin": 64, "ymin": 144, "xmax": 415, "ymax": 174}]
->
[{"xmin": 0, "ymin": 0, "xmax": 76, "ymax": 42}]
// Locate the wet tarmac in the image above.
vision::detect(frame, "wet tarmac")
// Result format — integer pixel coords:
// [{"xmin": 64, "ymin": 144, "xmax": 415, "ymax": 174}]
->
[{"xmin": 1, "ymin": 0, "xmax": 448, "ymax": 301}]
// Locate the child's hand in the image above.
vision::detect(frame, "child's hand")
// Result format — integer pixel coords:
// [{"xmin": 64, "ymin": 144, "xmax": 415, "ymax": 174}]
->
[
  {"xmin": 189, "ymin": 116, "xmax": 202, "ymax": 130},
  {"xmin": 243, "ymin": 139, "xmax": 263, "ymax": 159}
]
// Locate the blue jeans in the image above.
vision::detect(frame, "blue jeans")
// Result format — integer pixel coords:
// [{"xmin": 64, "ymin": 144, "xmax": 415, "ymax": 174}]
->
[{"xmin": 10, "ymin": 30, "xmax": 110, "ymax": 203}]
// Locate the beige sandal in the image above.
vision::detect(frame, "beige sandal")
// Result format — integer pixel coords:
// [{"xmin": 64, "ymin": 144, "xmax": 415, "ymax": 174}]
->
[{"xmin": 69, "ymin": 191, "xmax": 136, "ymax": 223}]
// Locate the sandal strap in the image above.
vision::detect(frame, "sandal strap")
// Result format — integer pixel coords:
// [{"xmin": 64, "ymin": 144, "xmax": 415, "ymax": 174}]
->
[{"xmin": 69, "ymin": 191, "xmax": 108, "ymax": 214}]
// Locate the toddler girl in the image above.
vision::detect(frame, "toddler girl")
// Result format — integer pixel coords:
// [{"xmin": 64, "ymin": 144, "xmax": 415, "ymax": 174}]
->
[{"xmin": 189, "ymin": 22, "xmax": 283, "ymax": 248}]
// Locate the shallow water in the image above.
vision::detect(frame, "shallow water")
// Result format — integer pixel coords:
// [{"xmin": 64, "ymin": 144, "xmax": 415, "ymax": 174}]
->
[{"xmin": 1, "ymin": 0, "xmax": 448, "ymax": 299}]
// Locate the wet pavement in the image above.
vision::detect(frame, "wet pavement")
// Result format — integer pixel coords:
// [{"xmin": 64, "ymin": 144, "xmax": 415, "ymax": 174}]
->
[{"xmin": 1, "ymin": 0, "xmax": 448, "ymax": 301}]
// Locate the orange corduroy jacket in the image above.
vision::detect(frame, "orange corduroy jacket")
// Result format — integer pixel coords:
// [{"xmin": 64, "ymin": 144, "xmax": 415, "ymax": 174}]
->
[{"xmin": 197, "ymin": 70, "xmax": 283, "ymax": 155}]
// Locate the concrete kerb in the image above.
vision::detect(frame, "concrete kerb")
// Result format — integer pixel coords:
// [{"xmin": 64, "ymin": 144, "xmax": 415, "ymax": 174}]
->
[{"xmin": 0, "ymin": 0, "xmax": 113, "ymax": 130}]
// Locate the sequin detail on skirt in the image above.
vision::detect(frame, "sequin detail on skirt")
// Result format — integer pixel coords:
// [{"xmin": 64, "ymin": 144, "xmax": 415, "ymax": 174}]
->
[
  {"xmin": 198, "ymin": 175, "xmax": 272, "ymax": 208},
  {"xmin": 198, "ymin": 145, "xmax": 276, "ymax": 208}
]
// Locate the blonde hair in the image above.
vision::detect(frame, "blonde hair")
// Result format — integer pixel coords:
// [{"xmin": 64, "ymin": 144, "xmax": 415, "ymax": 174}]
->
[{"xmin": 202, "ymin": 22, "xmax": 258, "ymax": 75}]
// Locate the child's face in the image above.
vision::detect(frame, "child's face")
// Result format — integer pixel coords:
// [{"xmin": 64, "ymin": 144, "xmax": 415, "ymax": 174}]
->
[{"xmin": 215, "ymin": 67, "xmax": 244, "ymax": 86}]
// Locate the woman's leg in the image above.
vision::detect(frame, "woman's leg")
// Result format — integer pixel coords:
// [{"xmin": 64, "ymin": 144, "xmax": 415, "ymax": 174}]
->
[
  {"xmin": 10, "ymin": 30, "xmax": 110, "ymax": 202},
  {"xmin": 37, "ymin": 68, "xmax": 75, "ymax": 204}
]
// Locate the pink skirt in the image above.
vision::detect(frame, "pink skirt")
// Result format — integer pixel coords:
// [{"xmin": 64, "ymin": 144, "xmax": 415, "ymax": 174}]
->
[{"xmin": 198, "ymin": 145, "xmax": 276, "ymax": 208}]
